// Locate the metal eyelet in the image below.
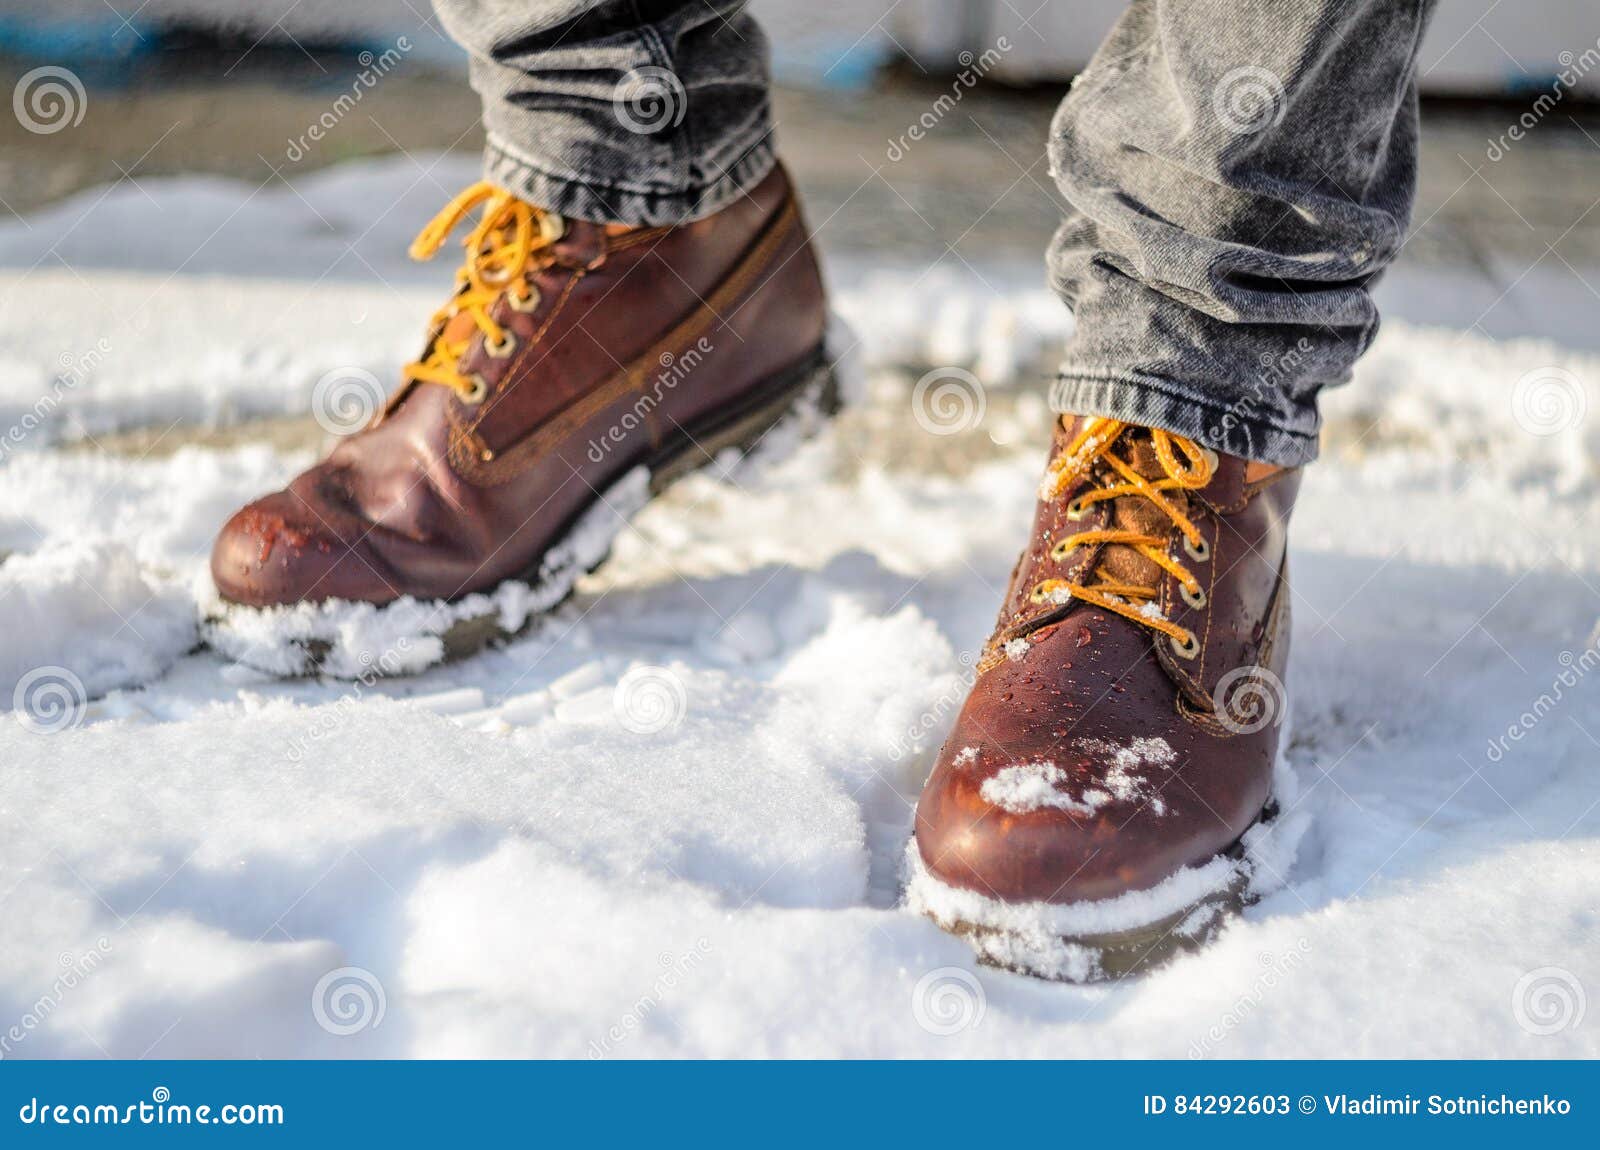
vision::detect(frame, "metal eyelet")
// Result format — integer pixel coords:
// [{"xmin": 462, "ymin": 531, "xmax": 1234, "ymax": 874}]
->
[
  {"xmin": 1050, "ymin": 538, "xmax": 1079, "ymax": 561},
  {"xmin": 1183, "ymin": 534, "xmax": 1211, "ymax": 562},
  {"xmin": 538, "ymin": 212, "xmax": 567, "ymax": 243},
  {"xmin": 460, "ymin": 374, "xmax": 490, "ymax": 405},
  {"xmin": 1029, "ymin": 584, "xmax": 1050, "ymax": 604},
  {"xmin": 1170, "ymin": 631, "xmax": 1200, "ymax": 659},
  {"xmin": 1065, "ymin": 497, "xmax": 1091, "ymax": 522},
  {"xmin": 507, "ymin": 286, "xmax": 541, "ymax": 313},
  {"xmin": 1180, "ymin": 583, "xmax": 1207, "ymax": 609},
  {"xmin": 485, "ymin": 331, "xmax": 517, "ymax": 359}
]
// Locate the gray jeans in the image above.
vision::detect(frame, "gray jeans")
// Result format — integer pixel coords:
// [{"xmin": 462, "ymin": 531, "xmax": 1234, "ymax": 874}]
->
[{"xmin": 435, "ymin": 0, "xmax": 1438, "ymax": 466}]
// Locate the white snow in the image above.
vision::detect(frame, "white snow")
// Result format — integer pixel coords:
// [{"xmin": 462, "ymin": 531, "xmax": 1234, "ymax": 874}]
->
[
  {"xmin": 2, "ymin": 159, "xmax": 1599, "ymax": 1057},
  {"xmin": 974, "ymin": 737, "xmax": 1174, "ymax": 818},
  {"xmin": 0, "ymin": 539, "xmax": 194, "ymax": 704},
  {"xmin": 980, "ymin": 761, "xmax": 1092, "ymax": 815}
]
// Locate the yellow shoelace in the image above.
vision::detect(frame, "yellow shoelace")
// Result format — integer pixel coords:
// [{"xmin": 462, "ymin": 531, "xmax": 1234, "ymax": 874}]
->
[
  {"xmin": 1029, "ymin": 418, "xmax": 1216, "ymax": 654},
  {"xmin": 402, "ymin": 181, "xmax": 565, "ymax": 403}
]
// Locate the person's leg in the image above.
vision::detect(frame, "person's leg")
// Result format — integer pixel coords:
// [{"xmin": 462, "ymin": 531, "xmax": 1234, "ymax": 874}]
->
[
  {"xmin": 911, "ymin": 0, "xmax": 1438, "ymax": 980},
  {"xmin": 1048, "ymin": 0, "xmax": 1438, "ymax": 465},
  {"xmin": 433, "ymin": 0, "xmax": 776, "ymax": 225}
]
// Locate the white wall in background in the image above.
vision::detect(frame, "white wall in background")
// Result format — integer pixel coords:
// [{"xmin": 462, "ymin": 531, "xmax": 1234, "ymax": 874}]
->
[{"xmin": 892, "ymin": 0, "xmax": 1600, "ymax": 95}]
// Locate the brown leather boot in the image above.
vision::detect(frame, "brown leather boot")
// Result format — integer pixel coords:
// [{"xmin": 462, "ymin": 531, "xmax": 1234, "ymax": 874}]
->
[
  {"xmin": 908, "ymin": 415, "xmax": 1301, "ymax": 981},
  {"xmin": 208, "ymin": 165, "xmax": 834, "ymax": 670}
]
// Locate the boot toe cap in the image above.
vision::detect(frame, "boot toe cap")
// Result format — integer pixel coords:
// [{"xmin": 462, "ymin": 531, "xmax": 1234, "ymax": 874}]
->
[
  {"xmin": 210, "ymin": 489, "xmax": 377, "ymax": 608},
  {"xmin": 913, "ymin": 724, "xmax": 1265, "ymax": 906}
]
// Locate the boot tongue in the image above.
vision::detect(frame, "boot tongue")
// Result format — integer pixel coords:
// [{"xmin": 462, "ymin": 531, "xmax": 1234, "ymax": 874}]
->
[{"xmin": 1095, "ymin": 433, "xmax": 1184, "ymax": 590}]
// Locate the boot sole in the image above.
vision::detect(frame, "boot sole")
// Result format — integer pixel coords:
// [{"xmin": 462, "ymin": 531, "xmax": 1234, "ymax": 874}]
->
[
  {"xmin": 203, "ymin": 333, "xmax": 850, "ymax": 678},
  {"xmin": 944, "ymin": 801, "xmax": 1274, "ymax": 983}
]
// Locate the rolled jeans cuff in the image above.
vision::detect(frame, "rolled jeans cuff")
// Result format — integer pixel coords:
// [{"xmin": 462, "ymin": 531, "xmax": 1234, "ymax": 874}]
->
[
  {"xmin": 1049, "ymin": 369, "xmax": 1321, "ymax": 467},
  {"xmin": 482, "ymin": 122, "xmax": 776, "ymax": 227}
]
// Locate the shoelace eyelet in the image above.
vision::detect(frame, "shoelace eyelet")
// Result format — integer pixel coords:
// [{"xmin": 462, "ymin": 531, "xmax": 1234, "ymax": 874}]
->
[
  {"xmin": 1180, "ymin": 583, "xmax": 1207, "ymax": 609},
  {"xmin": 1065, "ymin": 497, "xmax": 1091, "ymax": 521},
  {"xmin": 485, "ymin": 331, "xmax": 517, "ymax": 359},
  {"xmin": 1170, "ymin": 631, "xmax": 1200, "ymax": 659},
  {"xmin": 507, "ymin": 285, "xmax": 541, "ymax": 313},
  {"xmin": 539, "ymin": 212, "xmax": 567, "ymax": 243},
  {"xmin": 1050, "ymin": 538, "xmax": 1079, "ymax": 561},
  {"xmin": 1183, "ymin": 534, "xmax": 1211, "ymax": 561},
  {"xmin": 460, "ymin": 373, "xmax": 490, "ymax": 405}
]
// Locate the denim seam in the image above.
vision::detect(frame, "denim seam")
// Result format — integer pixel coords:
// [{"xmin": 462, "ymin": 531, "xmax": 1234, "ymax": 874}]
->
[
  {"xmin": 484, "ymin": 129, "xmax": 768, "ymax": 202},
  {"xmin": 1051, "ymin": 367, "xmax": 1321, "ymax": 462},
  {"xmin": 631, "ymin": 15, "xmax": 687, "ymax": 193}
]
